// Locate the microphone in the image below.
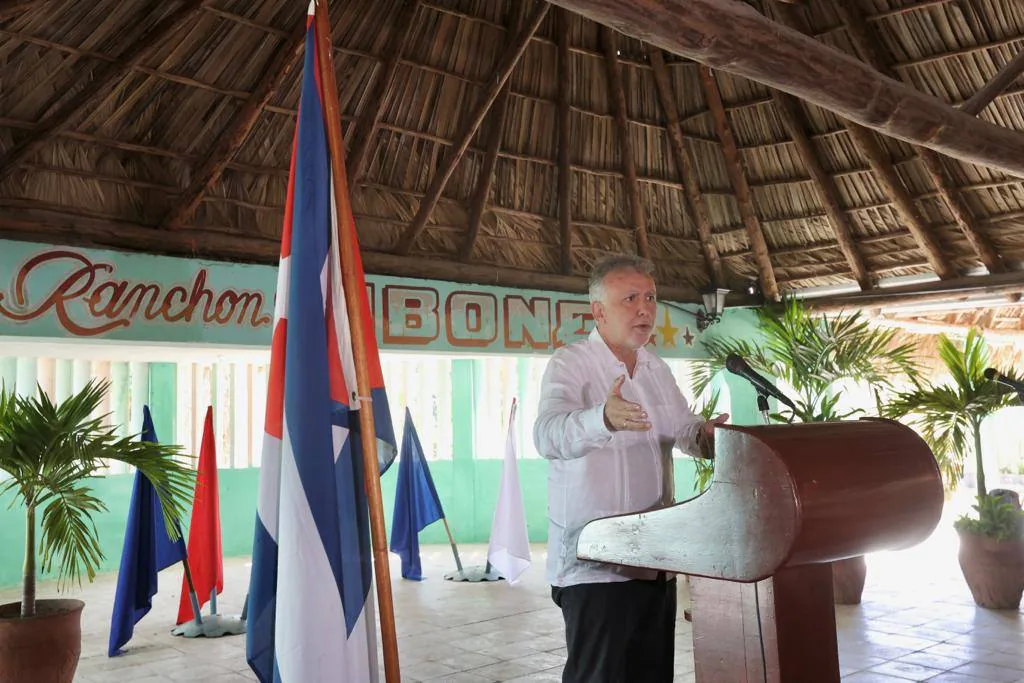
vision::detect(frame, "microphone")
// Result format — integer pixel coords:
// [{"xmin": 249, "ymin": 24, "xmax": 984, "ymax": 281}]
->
[
  {"xmin": 984, "ymin": 368, "xmax": 1024, "ymax": 396},
  {"xmin": 725, "ymin": 354, "xmax": 797, "ymax": 410}
]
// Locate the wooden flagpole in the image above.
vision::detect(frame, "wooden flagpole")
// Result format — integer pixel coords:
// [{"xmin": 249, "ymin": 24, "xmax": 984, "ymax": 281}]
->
[{"xmin": 312, "ymin": 2, "xmax": 401, "ymax": 681}]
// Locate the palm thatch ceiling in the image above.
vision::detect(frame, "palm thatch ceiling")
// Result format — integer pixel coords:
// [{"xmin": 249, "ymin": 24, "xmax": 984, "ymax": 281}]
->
[{"xmin": 3, "ymin": 0, "xmax": 1024, "ymax": 310}]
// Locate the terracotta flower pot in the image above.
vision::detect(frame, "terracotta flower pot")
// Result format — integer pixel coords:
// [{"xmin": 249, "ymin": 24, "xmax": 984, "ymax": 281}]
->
[
  {"xmin": 0, "ymin": 599, "xmax": 84, "ymax": 683},
  {"xmin": 832, "ymin": 555, "xmax": 867, "ymax": 605},
  {"xmin": 957, "ymin": 529, "xmax": 1024, "ymax": 609}
]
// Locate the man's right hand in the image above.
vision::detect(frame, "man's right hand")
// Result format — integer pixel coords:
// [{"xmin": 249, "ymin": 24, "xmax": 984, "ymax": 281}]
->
[{"xmin": 603, "ymin": 375, "xmax": 652, "ymax": 432}]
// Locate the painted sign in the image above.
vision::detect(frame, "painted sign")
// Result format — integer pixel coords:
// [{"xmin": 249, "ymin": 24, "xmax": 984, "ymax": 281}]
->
[{"xmin": 0, "ymin": 239, "xmax": 728, "ymax": 356}]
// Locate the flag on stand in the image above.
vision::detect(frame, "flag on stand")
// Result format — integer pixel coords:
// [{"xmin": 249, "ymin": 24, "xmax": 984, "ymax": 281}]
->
[
  {"xmin": 176, "ymin": 406, "xmax": 223, "ymax": 624},
  {"xmin": 246, "ymin": 7, "xmax": 398, "ymax": 683},
  {"xmin": 390, "ymin": 408, "xmax": 445, "ymax": 580},
  {"xmin": 487, "ymin": 399, "xmax": 531, "ymax": 584},
  {"xmin": 108, "ymin": 406, "xmax": 187, "ymax": 656}
]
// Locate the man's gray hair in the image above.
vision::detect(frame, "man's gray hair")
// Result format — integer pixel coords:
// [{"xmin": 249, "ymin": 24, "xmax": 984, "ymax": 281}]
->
[{"xmin": 588, "ymin": 254, "xmax": 656, "ymax": 303}]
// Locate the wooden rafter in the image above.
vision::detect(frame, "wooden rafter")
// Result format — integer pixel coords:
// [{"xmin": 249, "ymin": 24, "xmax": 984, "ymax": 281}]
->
[
  {"xmin": 805, "ymin": 269, "xmax": 1024, "ymax": 313},
  {"xmin": 345, "ymin": 0, "xmax": 420, "ymax": 183},
  {"xmin": 770, "ymin": 91, "xmax": 871, "ymax": 290},
  {"xmin": 648, "ymin": 48, "xmax": 724, "ymax": 285},
  {"xmin": 769, "ymin": 2, "xmax": 955, "ymax": 280},
  {"xmin": 396, "ymin": 1, "xmax": 548, "ymax": 256},
  {"xmin": 542, "ymin": 0, "xmax": 1024, "ymax": 179},
  {"xmin": 0, "ymin": 208, "xmax": 710, "ymax": 303},
  {"xmin": 699, "ymin": 66, "xmax": 779, "ymax": 300},
  {"xmin": 0, "ymin": 0, "xmax": 206, "ymax": 184},
  {"xmin": 602, "ymin": 28, "xmax": 649, "ymax": 258},
  {"xmin": 461, "ymin": 4, "xmax": 524, "ymax": 262},
  {"xmin": 961, "ymin": 48, "xmax": 1024, "ymax": 117},
  {"xmin": 832, "ymin": 0, "xmax": 1005, "ymax": 274},
  {"xmin": 459, "ymin": 89, "xmax": 510, "ymax": 261},
  {"xmin": 556, "ymin": 8, "xmax": 574, "ymax": 275},
  {"xmin": 843, "ymin": 124, "xmax": 955, "ymax": 279},
  {"xmin": 161, "ymin": 24, "xmax": 307, "ymax": 231},
  {"xmin": 0, "ymin": 0, "xmax": 38, "ymax": 20}
]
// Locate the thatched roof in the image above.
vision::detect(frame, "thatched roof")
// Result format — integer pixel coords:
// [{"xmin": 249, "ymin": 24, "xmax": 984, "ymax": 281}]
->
[{"xmin": 3, "ymin": 0, "xmax": 1024, "ymax": 309}]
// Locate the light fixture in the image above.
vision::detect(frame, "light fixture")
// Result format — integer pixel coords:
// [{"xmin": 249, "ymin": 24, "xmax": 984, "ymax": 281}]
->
[{"xmin": 696, "ymin": 283, "xmax": 730, "ymax": 331}]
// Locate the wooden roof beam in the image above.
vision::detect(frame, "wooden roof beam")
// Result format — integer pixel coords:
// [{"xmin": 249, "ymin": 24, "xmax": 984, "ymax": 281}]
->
[
  {"xmin": 0, "ymin": 0, "xmax": 206, "ymax": 184},
  {"xmin": 805, "ymin": 269, "xmax": 1024, "ymax": 313},
  {"xmin": 461, "ymin": 4, "xmax": 524, "ymax": 262},
  {"xmin": 161, "ymin": 24, "xmax": 306, "ymax": 231},
  {"xmin": 699, "ymin": 66, "xmax": 779, "ymax": 300},
  {"xmin": 556, "ymin": 8, "xmax": 574, "ymax": 275},
  {"xmin": 543, "ymin": 0, "xmax": 1024, "ymax": 179},
  {"xmin": 396, "ymin": 1, "xmax": 548, "ymax": 255},
  {"xmin": 961, "ymin": 48, "xmax": 1024, "ymax": 117},
  {"xmin": 831, "ymin": 0, "xmax": 1005, "ymax": 274},
  {"xmin": 649, "ymin": 47, "xmax": 724, "ymax": 285},
  {"xmin": 459, "ymin": 88, "xmax": 510, "ymax": 261},
  {"xmin": 0, "ymin": 209, "xmax": 710, "ymax": 303},
  {"xmin": 844, "ymin": 118, "xmax": 955, "ymax": 279},
  {"xmin": 602, "ymin": 28, "xmax": 650, "ymax": 258},
  {"xmin": 346, "ymin": 0, "xmax": 420, "ymax": 184},
  {"xmin": 770, "ymin": 91, "xmax": 871, "ymax": 290},
  {"xmin": 0, "ymin": 0, "xmax": 39, "ymax": 20}
]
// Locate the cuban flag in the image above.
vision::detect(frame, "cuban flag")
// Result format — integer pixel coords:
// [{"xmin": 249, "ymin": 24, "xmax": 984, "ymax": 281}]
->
[{"xmin": 245, "ymin": 7, "xmax": 397, "ymax": 682}]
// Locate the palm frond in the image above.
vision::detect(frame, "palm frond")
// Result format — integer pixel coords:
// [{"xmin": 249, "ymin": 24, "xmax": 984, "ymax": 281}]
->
[
  {"xmin": 1, "ymin": 379, "xmax": 195, "ymax": 599},
  {"xmin": 883, "ymin": 330, "xmax": 1016, "ymax": 490}
]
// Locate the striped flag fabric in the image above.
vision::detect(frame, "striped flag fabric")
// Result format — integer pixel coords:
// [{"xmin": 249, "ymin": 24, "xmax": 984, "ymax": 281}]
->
[{"xmin": 245, "ymin": 8, "xmax": 397, "ymax": 683}]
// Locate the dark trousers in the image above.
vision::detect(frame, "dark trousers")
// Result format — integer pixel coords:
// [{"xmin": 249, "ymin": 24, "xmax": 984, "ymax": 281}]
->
[{"xmin": 551, "ymin": 576, "xmax": 676, "ymax": 683}]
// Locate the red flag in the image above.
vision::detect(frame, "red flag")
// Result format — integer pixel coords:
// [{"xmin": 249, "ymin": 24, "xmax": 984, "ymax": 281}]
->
[{"xmin": 176, "ymin": 407, "xmax": 224, "ymax": 624}]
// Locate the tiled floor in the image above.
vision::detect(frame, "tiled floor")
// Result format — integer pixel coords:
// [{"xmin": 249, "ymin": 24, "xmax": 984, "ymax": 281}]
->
[{"xmin": 2, "ymin": 508, "xmax": 1022, "ymax": 682}]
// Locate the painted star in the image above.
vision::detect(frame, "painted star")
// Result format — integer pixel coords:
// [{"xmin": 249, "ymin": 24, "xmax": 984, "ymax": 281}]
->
[
  {"xmin": 682, "ymin": 326, "xmax": 695, "ymax": 346},
  {"xmin": 657, "ymin": 308, "xmax": 680, "ymax": 348}
]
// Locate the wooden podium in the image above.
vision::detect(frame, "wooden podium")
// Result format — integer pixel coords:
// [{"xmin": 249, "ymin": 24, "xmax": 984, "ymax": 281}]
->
[{"xmin": 577, "ymin": 419, "xmax": 944, "ymax": 683}]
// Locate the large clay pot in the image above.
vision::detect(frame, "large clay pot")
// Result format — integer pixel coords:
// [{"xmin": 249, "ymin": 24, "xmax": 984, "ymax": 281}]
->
[
  {"xmin": 957, "ymin": 529, "xmax": 1024, "ymax": 609},
  {"xmin": 832, "ymin": 555, "xmax": 867, "ymax": 605},
  {"xmin": 0, "ymin": 599, "xmax": 84, "ymax": 683}
]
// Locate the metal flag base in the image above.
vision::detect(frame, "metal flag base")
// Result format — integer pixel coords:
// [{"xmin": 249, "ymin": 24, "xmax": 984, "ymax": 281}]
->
[
  {"xmin": 171, "ymin": 614, "xmax": 246, "ymax": 638},
  {"xmin": 444, "ymin": 563, "xmax": 503, "ymax": 582}
]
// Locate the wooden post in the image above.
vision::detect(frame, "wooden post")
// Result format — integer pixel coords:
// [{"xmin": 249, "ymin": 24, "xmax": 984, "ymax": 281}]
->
[
  {"xmin": 312, "ymin": 2, "xmax": 400, "ymax": 681},
  {"xmin": 649, "ymin": 48, "xmax": 724, "ymax": 285},
  {"xmin": 699, "ymin": 66, "xmax": 779, "ymax": 300},
  {"xmin": 602, "ymin": 27, "xmax": 650, "ymax": 258},
  {"xmin": 397, "ymin": 2, "xmax": 549, "ymax": 255},
  {"xmin": 770, "ymin": 91, "xmax": 871, "ymax": 290},
  {"xmin": 556, "ymin": 8, "xmax": 574, "ymax": 275}
]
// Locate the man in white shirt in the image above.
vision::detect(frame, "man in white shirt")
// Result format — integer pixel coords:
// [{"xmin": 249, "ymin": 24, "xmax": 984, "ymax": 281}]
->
[{"xmin": 534, "ymin": 255, "xmax": 726, "ymax": 683}]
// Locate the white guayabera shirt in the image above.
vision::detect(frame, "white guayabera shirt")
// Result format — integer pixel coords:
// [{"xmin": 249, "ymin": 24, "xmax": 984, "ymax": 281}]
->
[{"xmin": 534, "ymin": 328, "xmax": 707, "ymax": 587}]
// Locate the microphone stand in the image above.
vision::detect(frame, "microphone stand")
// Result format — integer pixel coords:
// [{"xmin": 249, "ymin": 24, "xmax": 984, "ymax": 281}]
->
[{"xmin": 756, "ymin": 389, "xmax": 772, "ymax": 425}]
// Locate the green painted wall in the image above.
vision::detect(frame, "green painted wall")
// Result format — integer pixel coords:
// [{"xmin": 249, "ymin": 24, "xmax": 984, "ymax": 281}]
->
[
  {"xmin": 0, "ymin": 456, "xmax": 709, "ymax": 590},
  {"xmin": 0, "ymin": 306, "xmax": 766, "ymax": 589}
]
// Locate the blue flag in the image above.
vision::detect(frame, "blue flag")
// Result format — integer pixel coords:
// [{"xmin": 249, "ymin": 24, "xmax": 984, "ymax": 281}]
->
[
  {"xmin": 389, "ymin": 408, "xmax": 445, "ymax": 580},
  {"xmin": 107, "ymin": 405, "xmax": 186, "ymax": 657}
]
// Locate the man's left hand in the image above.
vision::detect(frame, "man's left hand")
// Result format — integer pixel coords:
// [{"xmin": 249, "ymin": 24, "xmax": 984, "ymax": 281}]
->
[{"xmin": 702, "ymin": 413, "xmax": 729, "ymax": 437}]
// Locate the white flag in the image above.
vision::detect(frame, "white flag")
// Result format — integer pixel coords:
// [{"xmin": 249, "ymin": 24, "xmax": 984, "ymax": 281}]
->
[{"xmin": 487, "ymin": 399, "xmax": 531, "ymax": 584}]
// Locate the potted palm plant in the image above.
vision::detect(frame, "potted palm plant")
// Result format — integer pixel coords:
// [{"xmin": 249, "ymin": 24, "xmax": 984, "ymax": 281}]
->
[
  {"xmin": 691, "ymin": 298, "xmax": 921, "ymax": 604},
  {"xmin": 885, "ymin": 330, "xmax": 1024, "ymax": 609},
  {"xmin": 0, "ymin": 380, "xmax": 193, "ymax": 683}
]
